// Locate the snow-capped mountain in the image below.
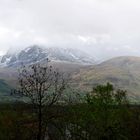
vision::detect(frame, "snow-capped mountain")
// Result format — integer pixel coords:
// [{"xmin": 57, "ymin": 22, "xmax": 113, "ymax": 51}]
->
[{"xmin": 0, "ymin": 45, "xmax": 95, "ymax": 67}]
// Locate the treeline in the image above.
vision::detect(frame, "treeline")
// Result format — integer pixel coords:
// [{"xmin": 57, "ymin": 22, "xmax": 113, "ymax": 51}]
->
[
  {"xmin": 0, "ymin": 63, "xmax": 140, "ymax": 140},
  {"xmin": 0, "ymin": 84, "xmax": 140, "ymax": 140}
]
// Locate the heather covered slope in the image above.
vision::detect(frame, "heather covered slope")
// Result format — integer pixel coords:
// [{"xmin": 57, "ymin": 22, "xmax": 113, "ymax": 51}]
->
[
  {"xmin": 73, "ymin": 56, "xmax": 140, "ymax": 101},
  {"xmin": 1, "ymin": 55, "xmax": 140, "ymax": 102}
]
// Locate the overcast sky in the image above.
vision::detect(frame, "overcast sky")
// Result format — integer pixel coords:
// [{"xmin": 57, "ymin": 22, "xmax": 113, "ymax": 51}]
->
[{"xmin": 0, "ymin": 0, "xmax": 140, "ymax": 59}]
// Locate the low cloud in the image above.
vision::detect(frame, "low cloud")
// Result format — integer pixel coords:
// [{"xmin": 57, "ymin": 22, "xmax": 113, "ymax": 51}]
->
[{"xmin": 0, "ymin": 0, "xmax": 140, "ymax": 60}]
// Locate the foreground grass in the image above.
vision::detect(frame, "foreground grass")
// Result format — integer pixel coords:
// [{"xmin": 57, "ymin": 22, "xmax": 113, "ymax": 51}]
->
[
  {"xmin": 0, "ymin": 103, "xmax": 37, "ymax": 140},
  {"xmin": 0, "ymin": 103, "xmax": 140, "ymax": 140}
]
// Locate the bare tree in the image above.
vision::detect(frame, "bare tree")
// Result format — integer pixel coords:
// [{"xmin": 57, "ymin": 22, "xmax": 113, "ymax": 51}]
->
[{"xmin": 17, "ymin": 62, "xmax": 67, "ymax": 140}]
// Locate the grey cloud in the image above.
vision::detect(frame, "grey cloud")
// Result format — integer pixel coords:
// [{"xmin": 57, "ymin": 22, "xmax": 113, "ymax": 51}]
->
[{"xmin": 0, "ymin": 0, "xmax": 140, "ymax": 60}]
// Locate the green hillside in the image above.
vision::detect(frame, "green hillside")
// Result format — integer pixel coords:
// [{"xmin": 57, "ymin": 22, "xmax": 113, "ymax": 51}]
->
[{"xmin": 0, "ymin": 79, "xmax": 11, "ymax": 95}]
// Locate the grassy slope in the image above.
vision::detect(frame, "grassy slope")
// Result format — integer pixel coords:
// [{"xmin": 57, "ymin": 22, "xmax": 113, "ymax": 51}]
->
[
  {"xmin": 1, "ymin": 57, "xmax": 140, "ymax": 102},
  {"xmin": 0, "ymin": 79, "xmax": 11, "ymax": 95},
  {"xmin": 73, "ymin": 56, "xmax": 140, "ymax": 101}
]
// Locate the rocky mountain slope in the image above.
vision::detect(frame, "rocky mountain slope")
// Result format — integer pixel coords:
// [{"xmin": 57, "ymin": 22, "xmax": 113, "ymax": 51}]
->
[
  {"xmin": 1, "ymin": 46, "xmax": 140, "ymax": 102},
  {"xmin": 0, "ymin": 46, "xmax": 95, "ymax": 96},
  {"xmin": 0, "ymin": 45, "xmax": 95, "ymax": 67}
]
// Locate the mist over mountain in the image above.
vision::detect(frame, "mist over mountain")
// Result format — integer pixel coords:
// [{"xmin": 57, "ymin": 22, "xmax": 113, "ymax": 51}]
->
[
  {"xmin": 0, "ymin": 50, "xmax": 139, "ymax": 99},
  {"xmin": 1, "ymin": 45, "xmax": 140, "ymax": 102},
  {"xmin": 0, "ymin": 45, "xmax": 95, "ymax": 67}
]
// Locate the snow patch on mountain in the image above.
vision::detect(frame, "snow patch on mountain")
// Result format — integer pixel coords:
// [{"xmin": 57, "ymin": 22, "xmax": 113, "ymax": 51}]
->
[{"xmin": 0, "ymin": 45, "xmax": 95, "ymax": 67}]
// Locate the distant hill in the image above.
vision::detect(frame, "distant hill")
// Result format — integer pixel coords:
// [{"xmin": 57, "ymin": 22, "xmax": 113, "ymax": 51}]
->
[
  {"xmin": 0, "ymin": 52, "xmax": 140, "ymax": 101},
  {"xmin": 73, "ymin": 56, "xmax": 140, "ymax": 101},
  {"xmin": 0, "ymin": 46, "xmax": 94, "ymax": 102}
]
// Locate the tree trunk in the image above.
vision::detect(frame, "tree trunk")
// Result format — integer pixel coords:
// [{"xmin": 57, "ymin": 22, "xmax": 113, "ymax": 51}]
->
[{"xmin": 37, "ymin": 105, "xmax": 42, "ymax": 140}]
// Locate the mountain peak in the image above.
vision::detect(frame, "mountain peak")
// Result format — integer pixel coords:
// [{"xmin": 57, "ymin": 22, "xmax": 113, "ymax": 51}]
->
[{"xmin": 0, "ymin": 45, "xmax": 95, "ymax": 67}]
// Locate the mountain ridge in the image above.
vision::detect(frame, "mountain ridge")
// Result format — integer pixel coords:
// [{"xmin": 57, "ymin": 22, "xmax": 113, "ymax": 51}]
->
[
  {"xmin": 72, "ymin": 56, "xmax": 140, "ymax": 101},
  {"xmin": 0, "ymin": 45, "xmax": 95, "ymax": 67},
  {"xmin": 1, "ymin": 50, "xmax": 140, "ymax": 101}
]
